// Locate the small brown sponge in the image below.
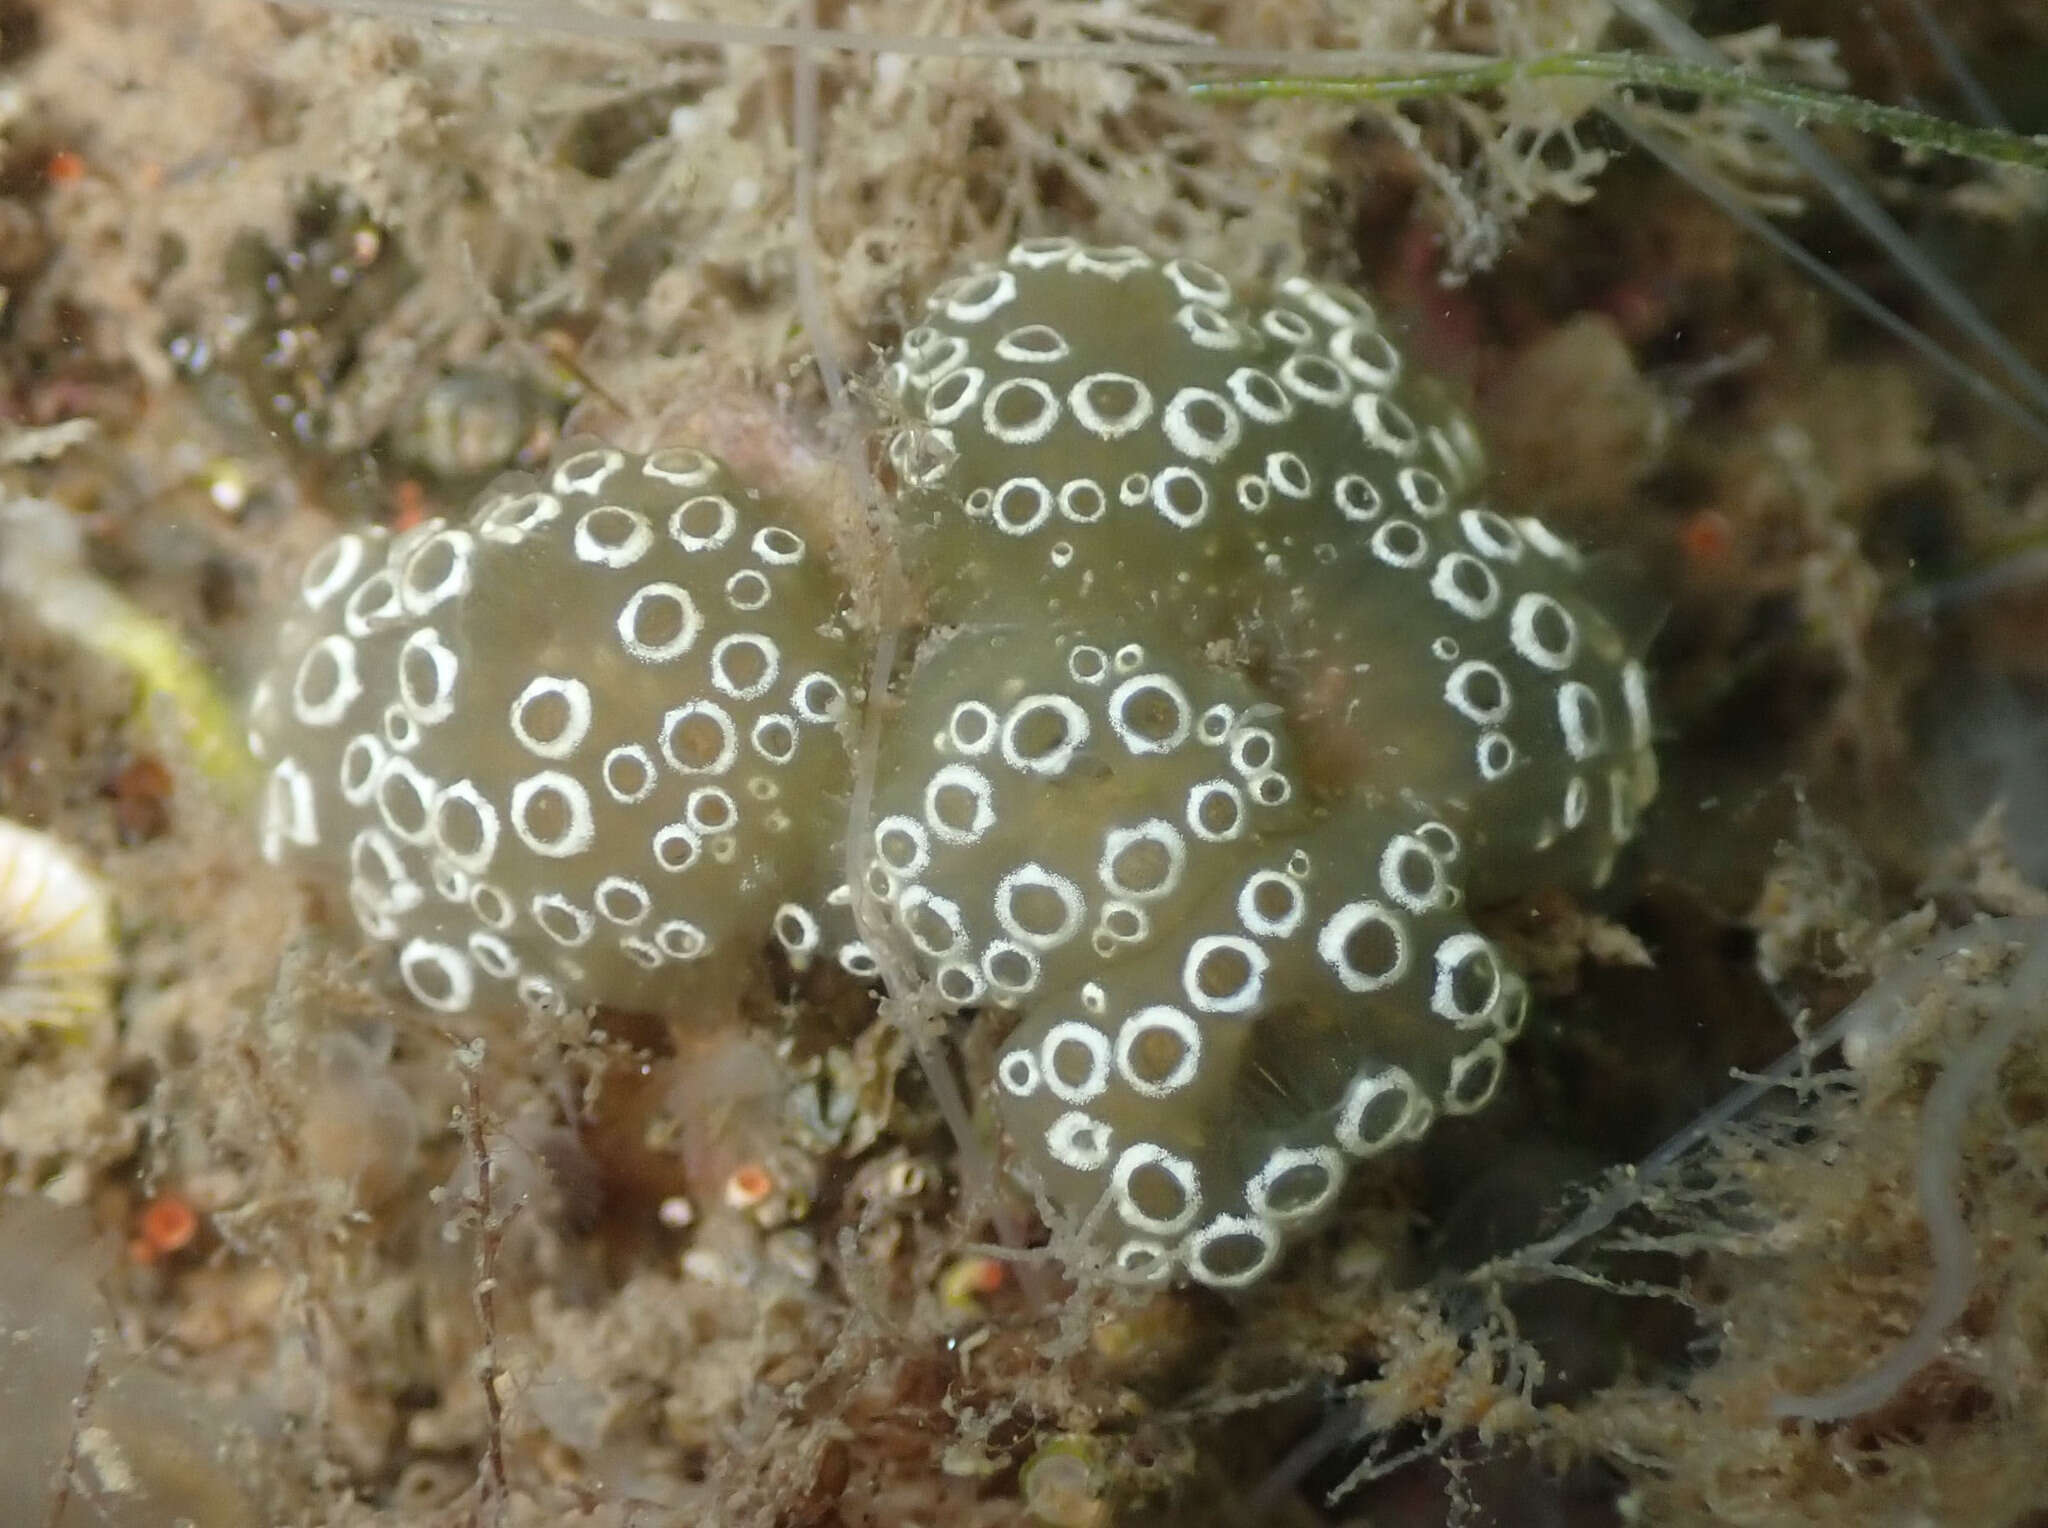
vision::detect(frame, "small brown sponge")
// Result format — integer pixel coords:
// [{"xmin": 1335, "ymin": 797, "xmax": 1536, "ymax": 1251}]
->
[{"xmin": 248, "ymin": 443, "xmax": 860, "ymax": 1019}]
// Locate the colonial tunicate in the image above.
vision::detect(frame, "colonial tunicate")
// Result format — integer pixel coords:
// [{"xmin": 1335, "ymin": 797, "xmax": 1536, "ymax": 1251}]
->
[
  {"xmin": 252, "ymin": 239, "xmax": 1659, "ymax": 1288},
  {"xmin": 883, "ymin": 240, "xmax": 1655, "ymax": 900},
  {"xmin": 880, "ymin": 242, "xmax": 1654, "ymax": 1285}
]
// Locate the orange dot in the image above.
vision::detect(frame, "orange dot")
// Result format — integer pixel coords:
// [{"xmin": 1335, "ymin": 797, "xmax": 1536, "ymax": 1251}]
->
[
  {"xmin": 938, "ymin": 1254, "xmax": 1008, "ymax": 1308},
  {"xmin": 390, "ymin": 479, "xmax": 428, "ymax": 532},
  {"xmin": 1678, "ymin": 509, "xmax": 1733, "ymax": 568},
  {"xmin": 137, "ymin": 1193, "xmax": 199, "ymax": 1257},
  {"xmin": 724, "ymin": 1164, "xmax": 774, "ymax": 1210},
  {"xmin": 45, "ymin": 150, "xmax": 85, "ymax": 184}
]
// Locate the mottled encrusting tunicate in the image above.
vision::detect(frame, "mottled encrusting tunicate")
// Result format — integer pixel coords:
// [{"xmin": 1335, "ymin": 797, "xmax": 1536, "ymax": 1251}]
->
[
  {"xmin": 248, "ymin": 443, "xmax": 859, "ymax": 1018},
  {"xmin": 252, "ymin": 239, "xmax": 1660, "ymax": 1289},
  {"xmin": 169, "ymin": 192, "xmax": 412, "ymax": 465}
]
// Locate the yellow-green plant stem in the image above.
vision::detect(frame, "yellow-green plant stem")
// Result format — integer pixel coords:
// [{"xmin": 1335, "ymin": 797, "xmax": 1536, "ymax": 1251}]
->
[
  {"xmin": 90, "ymin": 609, "xmax": 258, "ymax": 800},
  {"xmin": 0, "ymin": 498, "xmax": 257, "ymax": 801},
  {"xmin": 1191, "ymin": 53, "xmax": 2048, "ymax": 175}
]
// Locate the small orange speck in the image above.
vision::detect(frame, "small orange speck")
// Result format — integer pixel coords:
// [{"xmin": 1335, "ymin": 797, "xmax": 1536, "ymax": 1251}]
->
[
  {"xmin": 938, "ymin": 1254, "xmax": 1007, "ymax": 1309},
  {"xmin": 45, "ymin": 150, "xmax": 85, "ymax": 184},
  {"xmin": 1678, "ymin": 508, "xmax": 1733, "ymax": 568},
  {"xmin": 391, "ymin": 479, "xmax": 428, "ymax": 532},
  {"xmin": 724, "ymin": 1163, "xmax": 774, "ymax": 1211},
  {"xmin": 132, "ymin": 1193, "xmax": 199, "ymax": 1263}
]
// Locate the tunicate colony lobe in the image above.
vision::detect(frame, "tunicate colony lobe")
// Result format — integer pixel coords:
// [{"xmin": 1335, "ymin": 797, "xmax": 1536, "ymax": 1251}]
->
[
  {"xmin": 246, "ymin": 447, "xmax": 860, "ymax": 1018},
  {"xmin": 249, "ymin": 241, "xmax": 1658, "ymax": 1289}
]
